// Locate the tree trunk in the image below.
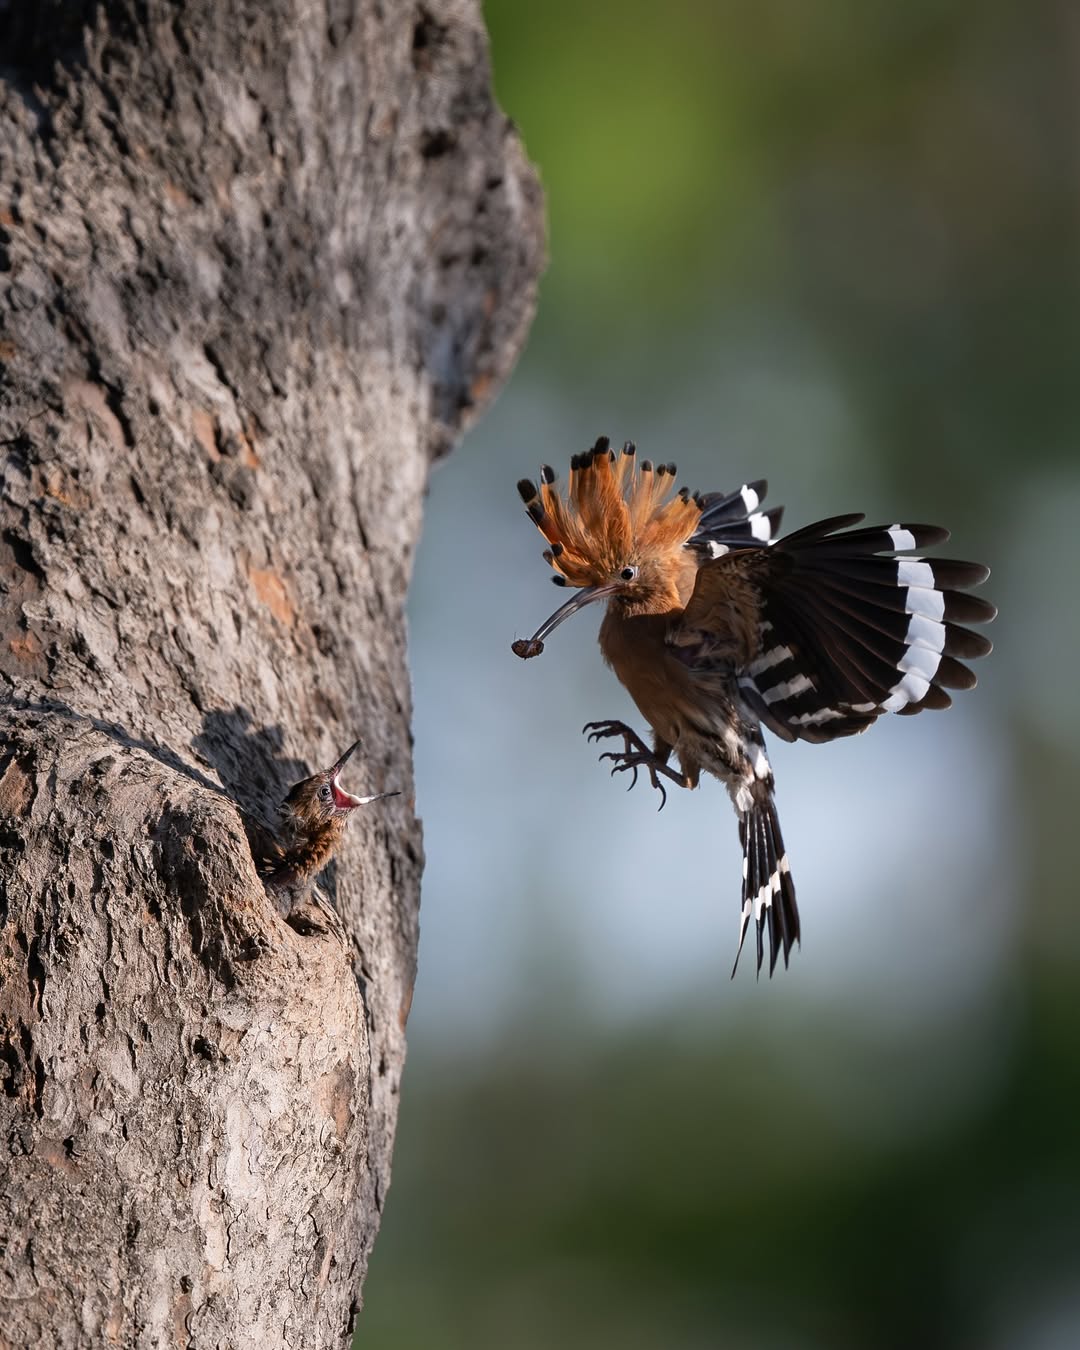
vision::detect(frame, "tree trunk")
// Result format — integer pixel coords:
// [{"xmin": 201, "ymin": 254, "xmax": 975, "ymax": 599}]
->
[{"xmin": 0, "ymin": 2, "xmax": 543, "ymax": 1344}]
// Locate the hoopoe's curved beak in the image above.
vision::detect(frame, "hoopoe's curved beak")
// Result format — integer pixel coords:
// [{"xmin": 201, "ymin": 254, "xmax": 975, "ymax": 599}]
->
[
  {"xmin": 329, "ymin": 739, "xmax": 401, "ymax": 810},
  {"xmin": 512, "ymin": 582, "xmax": 620, "ymax": 659}
]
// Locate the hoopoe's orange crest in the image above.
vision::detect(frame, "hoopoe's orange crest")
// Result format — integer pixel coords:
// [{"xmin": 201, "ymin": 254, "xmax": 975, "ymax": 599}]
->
[{"xmin": 517, "ymin": 437, "xmax": 702, "ymax": 586}]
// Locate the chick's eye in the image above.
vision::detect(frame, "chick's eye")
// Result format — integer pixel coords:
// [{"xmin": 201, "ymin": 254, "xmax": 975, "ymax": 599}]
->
[
  {"xmin": 319, "ymin": 784, "xmax": 332, "ymax": 801},
  {"xmin": 620, "ymin": 566, "xmax": 638, "ymax": 582}
]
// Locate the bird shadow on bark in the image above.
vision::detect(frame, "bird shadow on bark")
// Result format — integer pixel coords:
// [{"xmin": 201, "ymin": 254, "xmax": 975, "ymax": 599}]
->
[
  {"xmin": 2, "ymin": 694, "xmax": 222, "ymax": 795},
  {"xmin": 0, "ymin": 1, "xmax": 95, "ymax": 89},
  {"xmin": 191, "ymin": 706, "xmax": 307, "ymax": 819}
]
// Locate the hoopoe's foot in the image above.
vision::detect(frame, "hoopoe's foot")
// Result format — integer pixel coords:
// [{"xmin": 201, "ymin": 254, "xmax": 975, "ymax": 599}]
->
[{"xmin": 582, "ymin": 720, "xmax": 688, "ymax": 811}]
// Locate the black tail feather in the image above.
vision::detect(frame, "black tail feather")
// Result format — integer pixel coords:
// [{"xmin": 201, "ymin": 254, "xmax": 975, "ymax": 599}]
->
[{"xmin": 733, "ymin": 796, "xmax": 800, "ymax": 977}]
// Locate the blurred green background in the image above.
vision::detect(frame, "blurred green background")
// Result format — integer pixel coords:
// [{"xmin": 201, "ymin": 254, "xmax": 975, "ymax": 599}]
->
[{"xmin": 360, "ymin": 2, "xmax": 1079, "ymax": 1346}]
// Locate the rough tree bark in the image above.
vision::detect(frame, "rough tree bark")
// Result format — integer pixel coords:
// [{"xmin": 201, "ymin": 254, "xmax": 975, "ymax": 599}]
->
[{"xmin": 0, "ymin": 2, "xmax": 542, "ymax": 1345}]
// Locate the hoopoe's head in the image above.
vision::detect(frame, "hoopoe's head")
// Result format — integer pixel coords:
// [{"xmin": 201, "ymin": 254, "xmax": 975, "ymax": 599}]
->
[
  {"xmin": 280, "ymin": 740, "xmax": 398, "ymax": 836},
  {"xmin": 513, "ymin": 436, "xmax": 703, "ymax": 656}
]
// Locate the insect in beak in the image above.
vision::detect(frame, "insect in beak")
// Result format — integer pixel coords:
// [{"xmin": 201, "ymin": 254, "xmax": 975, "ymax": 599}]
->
[{"xmin": 511, "ymin": 582, "xmax": 620, "ymax": 660}]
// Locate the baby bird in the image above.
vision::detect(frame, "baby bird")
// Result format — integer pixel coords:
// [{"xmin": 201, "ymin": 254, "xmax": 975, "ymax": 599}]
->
[
  {"xmin": 513, "ymin": 437, "xmax": 995, "ymax": 975},
  {"xmin": 249, "ymin": 739, "xmax": 398, "ymax": 931}
]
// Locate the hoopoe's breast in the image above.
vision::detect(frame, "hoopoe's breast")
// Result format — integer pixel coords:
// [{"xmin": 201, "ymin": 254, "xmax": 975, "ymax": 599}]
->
[{"xmin": 599, "ymin": 608, "xmax": 694, "ymax": 749}]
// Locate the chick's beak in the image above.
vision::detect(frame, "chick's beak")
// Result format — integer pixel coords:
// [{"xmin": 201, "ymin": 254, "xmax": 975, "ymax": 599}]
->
[
  {"xmin": 328, "ymin": 738, "xmax": 400, "ymax": 810},
  {"xmin": 329, "ymin": 739, "xmax": 362, "ymax": 778}
]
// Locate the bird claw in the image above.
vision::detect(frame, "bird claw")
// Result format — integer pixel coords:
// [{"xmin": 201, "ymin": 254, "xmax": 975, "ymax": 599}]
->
[
  {"xmin": 615, "ymin": 757, "xmax": 667, "ymax": 810},
  {"xmin": 583, "ymin": 719, "xmax": 651, "ymax": 755},
  {"xmin": 594, "ymin": 737, "xmax": 670, "ymax": 810},
  {"xmin": 599, "ymin": 751, "xmax": 641, "ymax": 792}
]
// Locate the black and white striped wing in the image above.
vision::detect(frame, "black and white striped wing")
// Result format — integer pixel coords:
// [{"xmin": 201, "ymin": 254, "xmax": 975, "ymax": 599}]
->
[
  {"xmin": 733, "ymin": 516, "xmax": 996, "ymax": 743},
  {"xmin": 686, "ymin": 479, "xmax": 784, "ymax": 557}
]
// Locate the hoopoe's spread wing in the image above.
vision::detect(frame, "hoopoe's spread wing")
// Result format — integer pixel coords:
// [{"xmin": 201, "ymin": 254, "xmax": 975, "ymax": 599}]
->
[
  {"xmin": 685, "ymin": 479, "xmax": 784, "ymax": 557},
  {"xmin": 671, "ymin": 516, "xmax": 995, "ymax": 744}
]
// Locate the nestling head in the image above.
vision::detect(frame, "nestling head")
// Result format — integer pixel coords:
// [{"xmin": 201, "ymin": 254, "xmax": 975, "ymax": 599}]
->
[
  {"xmin": 280, "ymin": 739, "xmax": 399, "ymax": 834},
  {"xmin": 513, "ymin": 436, "xmax": 703, "ymax": 655}
]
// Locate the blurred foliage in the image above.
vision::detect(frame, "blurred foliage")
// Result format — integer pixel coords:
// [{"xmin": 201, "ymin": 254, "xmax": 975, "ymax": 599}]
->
[
  {"xmin": 359, "ymin": 1, "xmax": 1079, "ymax": 1346},
  {"xmin": 488, "ymin": 0, "xmax": 1078, "ymax": 495},
  {"xmin": 362, "ymin": 994, "xmax": 1080, "ymax": 1348}
]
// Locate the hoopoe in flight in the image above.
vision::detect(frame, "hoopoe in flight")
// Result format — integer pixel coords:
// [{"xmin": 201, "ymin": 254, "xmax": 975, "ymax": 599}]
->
[{"xmin": 512, "ymin": 437, "xmax": 995, "ymax": 975}]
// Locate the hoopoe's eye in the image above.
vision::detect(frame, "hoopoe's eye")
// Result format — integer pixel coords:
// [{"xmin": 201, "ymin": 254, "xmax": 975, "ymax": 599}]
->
[
  {"xmin": 620, "ymin": 566, "xmax": 639, "ymax": 582},
  {"xmin": 319, "ymin": 784, "xmax": 333, "ymax": 801}
]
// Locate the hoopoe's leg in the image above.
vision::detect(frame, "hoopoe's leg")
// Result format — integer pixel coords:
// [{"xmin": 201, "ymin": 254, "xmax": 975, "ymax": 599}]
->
[{"xmin": 582, "ymin": 720, "xmax": 691, "ymax": 810}]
